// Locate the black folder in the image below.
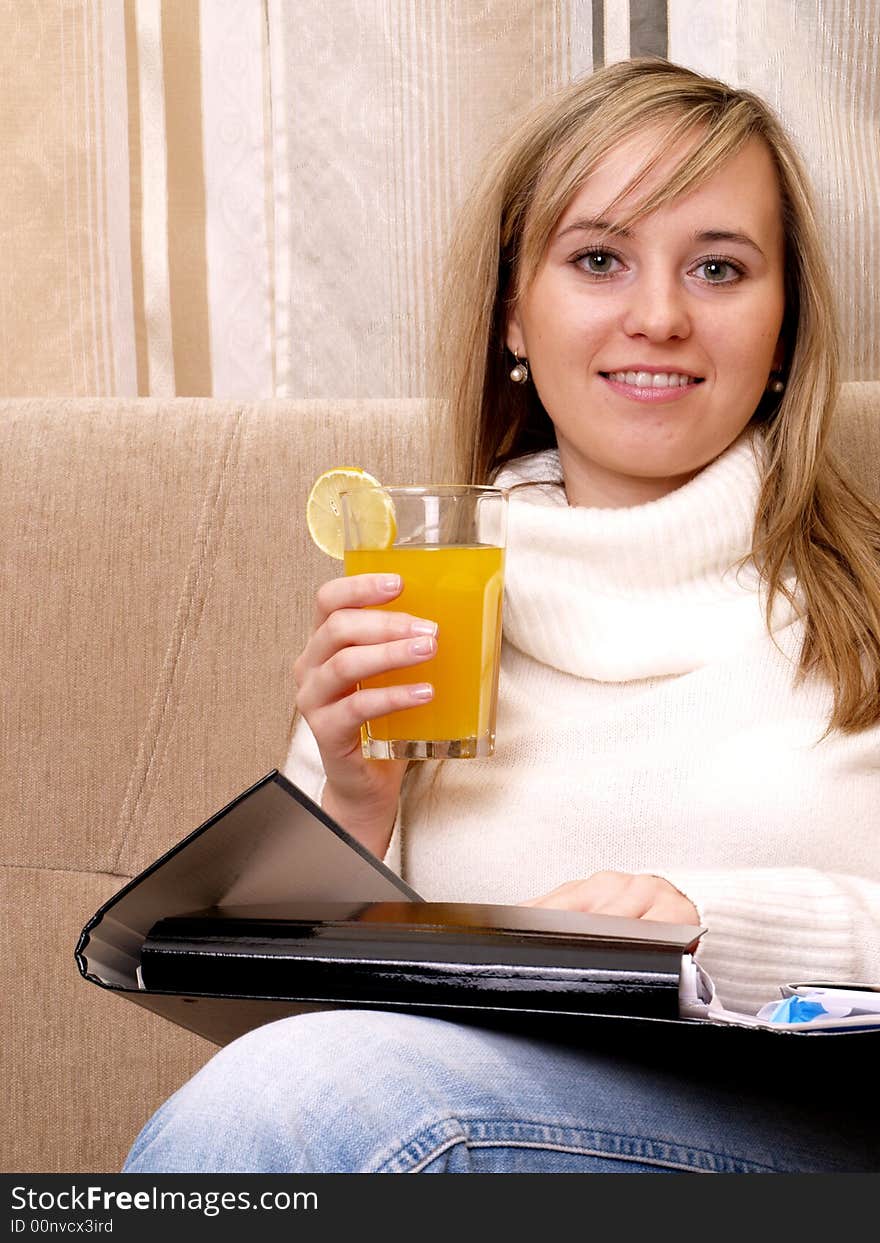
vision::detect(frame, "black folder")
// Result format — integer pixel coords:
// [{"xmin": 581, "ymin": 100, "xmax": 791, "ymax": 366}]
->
[
  {"xmin": 76, "ymin": 770, "xmax": 880, "ymax": 1053},
  {"xmin": 139, "ymin": 899, "xmax": 701, "ymax": 1021}
]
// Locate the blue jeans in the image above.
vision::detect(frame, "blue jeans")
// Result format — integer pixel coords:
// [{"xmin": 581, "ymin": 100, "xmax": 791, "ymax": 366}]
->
[{"xmin": 122, "ymin": 1009, "xmax": 877, "ymax": 1173}]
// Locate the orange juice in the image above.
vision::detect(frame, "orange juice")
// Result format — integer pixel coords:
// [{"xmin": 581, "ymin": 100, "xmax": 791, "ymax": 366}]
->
[{"xmin": 344, "ymin": 543, "xmax": 504, "ymax": 748}]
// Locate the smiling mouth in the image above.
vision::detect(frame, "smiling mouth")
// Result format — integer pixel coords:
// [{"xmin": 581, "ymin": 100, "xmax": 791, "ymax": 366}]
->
[{"xmin": 600, "ymin": 370, "xmax": 704, "ymax": 389}]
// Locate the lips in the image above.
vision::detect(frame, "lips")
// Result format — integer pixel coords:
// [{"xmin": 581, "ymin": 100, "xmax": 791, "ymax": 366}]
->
[{"xmin": 599, "ymin": 370, "xmax": 705, "ymax": 404}]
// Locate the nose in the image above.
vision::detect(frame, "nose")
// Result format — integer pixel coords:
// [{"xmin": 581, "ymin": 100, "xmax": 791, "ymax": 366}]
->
[{"xmin": 620, "ymin": 267, "xmax": 691, "ymax": 342}]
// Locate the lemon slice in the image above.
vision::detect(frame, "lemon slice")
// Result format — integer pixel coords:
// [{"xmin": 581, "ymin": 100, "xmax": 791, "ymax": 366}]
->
[{"xmin": 306, "ymin": 467, "xmax": 397, "ymax": 559}]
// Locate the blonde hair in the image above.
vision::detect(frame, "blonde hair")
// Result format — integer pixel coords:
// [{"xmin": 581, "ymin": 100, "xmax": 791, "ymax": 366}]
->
[{"xmin": 433, "ymin": 57, "xmax": 880, "ymax": 733}]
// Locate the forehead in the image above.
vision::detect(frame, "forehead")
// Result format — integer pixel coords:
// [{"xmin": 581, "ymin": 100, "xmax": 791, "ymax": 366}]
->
[{"xmin": 554, "ymin": 130, "xmax": 784, "ymax": 242}]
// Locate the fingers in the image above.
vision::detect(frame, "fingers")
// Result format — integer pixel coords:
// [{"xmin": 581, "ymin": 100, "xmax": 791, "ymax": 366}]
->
[
  {"xmin": 519, "ymin": 873, "xmax": 699, "ymax": 924},
  {"xmin": 585, "ymin": 873, "xmax": 657, "ymax": 919},
  {"xmin": 641, "ymin": 893, "xmax": 702, "ymax": 925},
  {"xmin": 301, "ymin": 629, "xmax": 437, "ymax": 714},
  {"xmin": 307, "ymin": 683, "xmax": 434, "ymax": 761},
  {"xmin": 520, "ymin": 880, "xmax": 590, "ymax": 911},
  {"xmin": 521, "ymin": 875, "xmax": 634, "ymax": 913},
  {"xmin": 295, "ymin": 572, "xmax": 439, "ymax": 704},
  {"xmin": 304, "ymin": 607, "xmax": 437, "ymax": 677},
  {"xmin": 294, "ymin": 572, "xmax": 440, "ymax": 748},
  {"xmin": 312, "ymin": 572, "xmax": 403, "ymax": 630}
]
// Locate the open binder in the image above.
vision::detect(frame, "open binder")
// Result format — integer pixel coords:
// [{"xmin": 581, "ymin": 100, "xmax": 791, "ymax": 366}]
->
[{"xmin": 76, "ymin": 770, "xmax": 880, "ymax": 1049}]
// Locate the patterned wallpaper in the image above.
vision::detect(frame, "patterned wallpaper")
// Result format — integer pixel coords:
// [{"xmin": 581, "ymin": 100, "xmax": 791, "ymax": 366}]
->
[{"xmin": 1, "ymin": 0, "xmax": 878, "ymax": 398}]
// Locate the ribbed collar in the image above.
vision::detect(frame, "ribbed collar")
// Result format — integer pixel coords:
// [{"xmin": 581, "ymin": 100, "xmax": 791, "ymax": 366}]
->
[{"xmin": 494, "ymin": 429, "xmax": 801, "ymax": 681}]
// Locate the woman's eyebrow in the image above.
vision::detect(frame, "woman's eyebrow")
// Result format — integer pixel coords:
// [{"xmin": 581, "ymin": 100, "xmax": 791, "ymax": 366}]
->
[
  {"xmin": 554, "ymin": 219, "xmax": 766, "ymax": 259},
  {"xmin": 694, "ymin": 229, "xmax": 765, "ymax": 257},
  {"xmin": 555, "ymin": 216, "xmax": 632, "ymax": 241}
]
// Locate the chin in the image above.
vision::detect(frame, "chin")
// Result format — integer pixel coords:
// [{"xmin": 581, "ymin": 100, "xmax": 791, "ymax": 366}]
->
[
  {"xmin": 609, "ymin": 426, "xmax": 744, "ymax": 478},
  {"xmin": 601, "ymin": 448, "xmax": 706, "ymax": 483}
]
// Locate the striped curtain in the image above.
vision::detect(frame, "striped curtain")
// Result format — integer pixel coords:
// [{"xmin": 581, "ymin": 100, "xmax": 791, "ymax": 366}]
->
[{"xmin": 1, "ymin": 0, "xmax": 878, "ymax": 398}]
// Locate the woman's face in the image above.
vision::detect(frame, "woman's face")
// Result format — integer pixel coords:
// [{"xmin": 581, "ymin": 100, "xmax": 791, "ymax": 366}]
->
[{"xmin": 507, "ymin": 130, "xmax": 786, "ymax": 507}]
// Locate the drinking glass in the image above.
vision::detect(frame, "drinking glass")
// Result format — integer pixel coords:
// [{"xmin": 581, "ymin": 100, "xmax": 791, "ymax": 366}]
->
[{"xmin": 341, "ymin": 484, "xmax": 507, "ymax": 759}]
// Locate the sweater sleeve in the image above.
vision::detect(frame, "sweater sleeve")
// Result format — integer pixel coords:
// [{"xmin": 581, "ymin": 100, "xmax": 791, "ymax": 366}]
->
[
  {"xmin": 658, "ymin": 865, "xmax": 880, "ymax": 1015},
  {"xmin": 281, "ymin": 712, "xmax": 327, "ymax": 806},
  {"xmin": 281, "ymin": 713, "xmax": 403, "ymax": 874}
]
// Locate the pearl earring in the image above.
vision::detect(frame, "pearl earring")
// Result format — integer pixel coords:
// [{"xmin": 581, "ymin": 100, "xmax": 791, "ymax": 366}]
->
[
  {"xmin": 768, "ymin": 375, "xmax": 785, "ymax": 394},
  {"xmin": 509, "ymin": 351, "xmax": 530, "ymax": 384}
]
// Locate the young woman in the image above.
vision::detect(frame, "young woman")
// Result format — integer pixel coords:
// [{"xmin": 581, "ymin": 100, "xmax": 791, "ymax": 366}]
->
[{"xmin": 124, "ymin": 58, "xmax": 880, "ymax": 1173}]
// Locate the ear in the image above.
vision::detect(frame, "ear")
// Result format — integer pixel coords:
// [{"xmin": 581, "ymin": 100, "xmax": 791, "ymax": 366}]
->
[{"xmin": 505, "ymin": 305, "xmax": 525, "ymax": 357}]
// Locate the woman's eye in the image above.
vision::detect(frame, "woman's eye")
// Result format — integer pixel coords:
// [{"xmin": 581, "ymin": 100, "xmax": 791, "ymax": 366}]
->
[
  {"xmin": 694, "ymin": 258, "xmax": 742, "ymax": 284},
  {"xmin": 576, "ymin": 250, "xmax": 621, "ymax": 277}
]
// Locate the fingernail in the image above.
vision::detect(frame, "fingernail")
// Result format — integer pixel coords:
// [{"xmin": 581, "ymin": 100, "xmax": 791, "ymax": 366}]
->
[
  {"xmin": 409, "ymin": 619, "xmax": 438, "ymax": 637},
  {"xmin": 409, "ymin": 683, "xmax": 433, "ymax": 701},
  {"xmin": 380, "ymin": 574, "xmax": 401, "ymax": 593},
  {"xmin": 409, "ymin": 635, "xmax": 435, "ymax": 656}
]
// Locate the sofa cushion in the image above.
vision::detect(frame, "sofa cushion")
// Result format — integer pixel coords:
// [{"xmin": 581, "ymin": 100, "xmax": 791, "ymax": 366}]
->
[{"xmin": 0, "ymin": 397, "xmax": 442, "ymax": 877}]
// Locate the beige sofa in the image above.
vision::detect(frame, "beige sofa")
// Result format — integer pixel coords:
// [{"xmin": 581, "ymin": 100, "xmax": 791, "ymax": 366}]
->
[{"xmin": 2, "ymin": 389, "xmax": 878, "ymax": 1173}]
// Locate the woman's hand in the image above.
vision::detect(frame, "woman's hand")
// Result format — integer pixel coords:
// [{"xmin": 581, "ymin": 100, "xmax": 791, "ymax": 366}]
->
[
  {"xmin": 520, "ymin": 871, "xmax": 699, "ymax": 924},
  {"xmin": 293, "ymin": 572, "xmax": 438, "ymax": 857}
]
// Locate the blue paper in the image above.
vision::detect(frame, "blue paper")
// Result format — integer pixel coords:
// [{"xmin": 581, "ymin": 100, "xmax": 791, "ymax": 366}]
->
[{"xmin": 767, "ymin": 997, "xmax": 828, "ymax": 1024}]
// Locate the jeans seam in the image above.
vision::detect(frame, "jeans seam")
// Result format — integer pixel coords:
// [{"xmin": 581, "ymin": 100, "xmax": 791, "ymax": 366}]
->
[
  {"xmin": 373, "ymin": 1116, "xmax": 466, "ymax": 1172},
  {"xmin": 408, "ymin": 1140, "xmax": 716, "ymax": 1174},
  {"xmin": 376, "ymin": 1116, "xmax": 781, "ymax": 1174},
  {"xmin": 405, "ymin": 1136, "xmax": 467, "ymax": 1173}
]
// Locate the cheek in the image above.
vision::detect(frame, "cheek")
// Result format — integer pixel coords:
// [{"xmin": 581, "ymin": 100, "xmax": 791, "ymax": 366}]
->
[
  {"xmin": 523, "ymin": 279, "xmax": 600, "ymax": 351},
  {"xmin": 708, "ymin": 302, "xmax": 782, "ymax": 372},
  {"xmin": 531, "ymin": 313, "xmax": 605, "ymax": 381},
  {"xmin": 741, "ymin": 284, "xmax": 785, "ymax": 352}
]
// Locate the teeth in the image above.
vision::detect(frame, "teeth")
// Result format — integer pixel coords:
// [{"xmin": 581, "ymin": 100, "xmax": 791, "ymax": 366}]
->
[{"xmin": 608, "ymin": 371, "xmax": 694, "ymax": 388}]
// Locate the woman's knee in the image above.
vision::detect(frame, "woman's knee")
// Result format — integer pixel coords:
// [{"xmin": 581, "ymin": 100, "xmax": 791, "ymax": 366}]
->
[{"xmin": 122, "ymin": 1008, "xmax": 475, "ymax": 1173}]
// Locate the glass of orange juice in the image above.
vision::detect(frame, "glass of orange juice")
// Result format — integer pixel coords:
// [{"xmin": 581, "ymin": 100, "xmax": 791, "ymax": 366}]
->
[{"xmin": 341, "ymin": 484, "xmax": 507, "ymax": 760}]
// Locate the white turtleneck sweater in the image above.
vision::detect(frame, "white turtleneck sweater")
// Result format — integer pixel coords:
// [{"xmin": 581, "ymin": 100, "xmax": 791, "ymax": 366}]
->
[{"xmin": 284, "ymin": 429, "xmax": 880, "ymax": 1015}]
